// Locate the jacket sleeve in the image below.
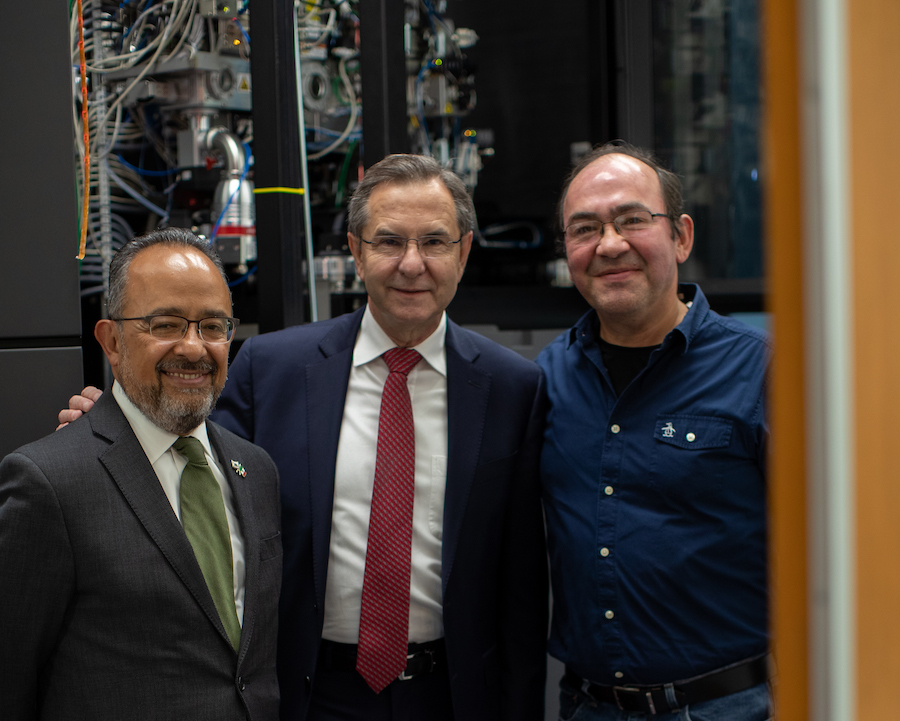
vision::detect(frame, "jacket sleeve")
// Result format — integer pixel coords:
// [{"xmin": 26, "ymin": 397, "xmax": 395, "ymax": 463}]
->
[
  {"xmin": 212, "ymin": 336, "xmax": 257, "ymax": 442},
  {"xmin": 498, "ymin": 372, "xmax": 550, "ymax": 721},
  {"xmin": 0, "ymin": 452, "xmax": 76, "ymax": 721}
]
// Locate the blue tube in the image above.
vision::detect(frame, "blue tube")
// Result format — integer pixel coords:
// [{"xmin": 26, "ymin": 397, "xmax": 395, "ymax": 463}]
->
[
  {"xmin": 116, "ymin": 154, "xmax": 178, "ymax": 177},
  {"xmin": 228, "ymin": 264, "xmax": 257, "ymax": 287}
]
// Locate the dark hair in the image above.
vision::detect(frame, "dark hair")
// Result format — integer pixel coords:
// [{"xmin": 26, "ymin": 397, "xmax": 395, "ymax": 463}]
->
[
  {"xmin": 107, "ymin": 228, "xmax": 228, "ymax": 319},
  {"xmin": 555, "ymin": 140, "xmax": 685, "ymax": 253},
  {"xmin": 347, "ymin": 154, "xmax": 476, "ymax": 237}
]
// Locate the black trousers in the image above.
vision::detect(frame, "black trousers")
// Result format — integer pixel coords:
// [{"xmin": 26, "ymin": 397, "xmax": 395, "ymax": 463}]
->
[{"xmin": 307, "ymin": 654, "xmax": 454, "ymax": 721}]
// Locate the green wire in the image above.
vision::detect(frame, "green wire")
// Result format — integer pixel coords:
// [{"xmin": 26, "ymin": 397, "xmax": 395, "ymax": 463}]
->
[{"xmin": 334, "ymin": 139, "xmax": 358, "ymax": 208}]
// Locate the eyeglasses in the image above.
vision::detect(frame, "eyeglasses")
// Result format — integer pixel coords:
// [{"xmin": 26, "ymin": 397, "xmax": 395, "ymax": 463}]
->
[
  {"xmin": 359, "ymin": 235, "xmax": 463, "ymax": 259},
  {"xmin": 111, "ymin": 315, "xmax": 239, "ymax": 343},
  {"xmin": 564, "ymin": 211, "xmax": 670, "ymax": 245}
]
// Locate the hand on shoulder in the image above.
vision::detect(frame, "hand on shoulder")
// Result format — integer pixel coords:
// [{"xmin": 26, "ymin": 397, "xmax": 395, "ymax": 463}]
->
[{"xmin": 56, "ymin": 386, "xmax": 103, "ymax": 430}]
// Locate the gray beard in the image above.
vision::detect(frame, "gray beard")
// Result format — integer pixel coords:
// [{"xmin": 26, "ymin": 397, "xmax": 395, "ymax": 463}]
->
[{"xmin": 118, "ymin": 349, "xmax": 222, "ymax": 436}]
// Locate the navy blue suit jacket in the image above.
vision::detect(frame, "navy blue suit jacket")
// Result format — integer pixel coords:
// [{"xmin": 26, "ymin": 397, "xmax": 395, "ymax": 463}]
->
[{"xmin": 212, "ymin": 307, "xmax": 548, "ymax": 721}]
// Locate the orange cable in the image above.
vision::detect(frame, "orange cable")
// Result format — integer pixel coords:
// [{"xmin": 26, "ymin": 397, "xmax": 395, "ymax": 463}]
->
[{"xmin": 77, "ymin": 0, "xmax": 89, "ymax": 259}]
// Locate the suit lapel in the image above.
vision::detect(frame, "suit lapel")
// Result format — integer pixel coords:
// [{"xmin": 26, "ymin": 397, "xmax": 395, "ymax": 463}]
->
[
  {"xmin": 91, "ymin": 393, "xmax": 230, "ymax": 647},
  {"xmin": 306, "ymin": 308, "xmax": 361, "ymax": 606},
  {"xmin": 208, "ymin": 423, "xmax": 257, "ymax": 659},
  {"xmin": 442, "ymin": 322, "xmax": 489, "ymax": 593}
]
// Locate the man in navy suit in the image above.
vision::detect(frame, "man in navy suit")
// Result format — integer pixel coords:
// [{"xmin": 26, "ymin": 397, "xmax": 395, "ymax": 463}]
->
[{"xmin": 62, "ymin": 155, "xmax": 548, "ymax": 721}]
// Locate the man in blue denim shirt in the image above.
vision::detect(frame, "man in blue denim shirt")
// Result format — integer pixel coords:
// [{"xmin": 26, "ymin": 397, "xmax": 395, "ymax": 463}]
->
[{"xmin": 538, "ymin": 141, "xmax": 771, "ymax": 721}]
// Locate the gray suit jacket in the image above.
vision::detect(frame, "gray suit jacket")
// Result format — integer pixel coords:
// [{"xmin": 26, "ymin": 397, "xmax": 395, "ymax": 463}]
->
[{"xmin": 0, "ymin": 391, "xmax": 282, "ymax": 721}]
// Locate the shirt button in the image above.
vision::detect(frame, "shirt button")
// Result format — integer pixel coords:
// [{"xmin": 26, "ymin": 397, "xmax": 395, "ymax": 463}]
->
[
  {"xmin": 686, "ymin": 432, "xmax": 696, "ymax": 442},
  {"xmin": 605, "ymin": 610, "xmax": 614, "ymax": 619},
  {"xmin": 604, "ymin": 486, "xmax": 614, "ymax": 496},
  {"xmin": 599, "ymin": 547, "xmax": 610, "ymax": 557},
  {"xmin": 610, "ymin": 424, "xmax": 621, "ymax": 434},
  {"xmin": 615, "ymin": 671, "xmax": 624, "ymax": 679}
]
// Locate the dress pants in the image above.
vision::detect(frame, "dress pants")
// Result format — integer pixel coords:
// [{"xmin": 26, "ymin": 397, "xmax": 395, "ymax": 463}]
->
[{"xmin": 307, "ymin": 655, "xmax": 454, "ymax": 721}]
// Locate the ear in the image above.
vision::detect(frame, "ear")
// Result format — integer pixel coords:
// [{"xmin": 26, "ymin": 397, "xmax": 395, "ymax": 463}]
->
[
  {"xmin": 673, "ymin": 214, "xmax": 694, "ymax": 264},
  {"xmin": 456, "ymin": 231, "xmax": 474, "ymax": 280},
  {"xmin": 347, "ymin": 232, "xmax": 366, "ymax": 282},
  {"xmin": 94, "ymin": 319, "xmax": 123, "ymax": 375}
]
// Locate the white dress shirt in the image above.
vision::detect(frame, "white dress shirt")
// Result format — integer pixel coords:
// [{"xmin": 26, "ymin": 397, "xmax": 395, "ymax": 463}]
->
[
  {"xmin": 322, "ymin": 305, "xmax": 449, "ymax": 643},
  {"xmin": 112, "ymin": 382, "xmax": 247, "ymax": 623}
]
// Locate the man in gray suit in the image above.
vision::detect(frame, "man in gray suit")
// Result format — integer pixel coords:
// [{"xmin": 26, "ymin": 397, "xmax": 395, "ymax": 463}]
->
[{"xmin": 0, "ymin": 229, "xmax": 282, "ymax": 720}]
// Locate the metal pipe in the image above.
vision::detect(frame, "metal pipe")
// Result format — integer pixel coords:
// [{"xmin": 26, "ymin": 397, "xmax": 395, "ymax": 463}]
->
[
  {"xmin": 293, "ymin": 0, "xmax": 319, "ymax": 322},
  {"xmin": 207, "ymin": 127, "xmax": 246, "ymax": 177}
]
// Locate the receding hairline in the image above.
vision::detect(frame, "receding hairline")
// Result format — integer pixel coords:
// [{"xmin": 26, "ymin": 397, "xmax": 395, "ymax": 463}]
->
[
  {"xmin": 117, "ymin": 242, "xmax": 231, "ymax": 314},
  {"xmin": 106, "ymin": 227, "xmax": 229, "ymax": 319},
  {"xmin": 565, "ymin": 152, "xmax": 665, "ymax": 206},
  {"xmin": 127, "ymin": 241, "xmax": 228, "ymax": 279}
]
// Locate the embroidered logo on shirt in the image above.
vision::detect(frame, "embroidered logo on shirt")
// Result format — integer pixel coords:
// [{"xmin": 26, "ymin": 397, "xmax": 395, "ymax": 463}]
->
[{"xmin": 661, "ymin": 422, "xmax": 676, "ymax": 438}]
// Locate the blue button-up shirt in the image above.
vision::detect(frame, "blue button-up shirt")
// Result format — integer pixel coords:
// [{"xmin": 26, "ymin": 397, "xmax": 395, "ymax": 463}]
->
[{"xmin": 537, "ymin": 284, "xmax": 769, "ymax": 685}]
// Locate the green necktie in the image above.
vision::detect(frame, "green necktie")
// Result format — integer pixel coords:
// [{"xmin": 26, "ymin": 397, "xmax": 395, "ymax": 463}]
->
[{"xmin": 174, "ymin": 436, "xmax": 241, "ymax": 652}]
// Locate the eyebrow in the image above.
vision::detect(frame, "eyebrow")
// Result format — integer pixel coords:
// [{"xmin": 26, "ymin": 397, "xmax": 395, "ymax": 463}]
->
[
  {"xmin": 372, "ymin": 226, "xmax": 453, "ymax": 237},
  {"xmin": 144, "ymin": 308, "xmax": 232, "ymax": 318},
  {"xmin": 567, "ymin": 202, "xmax": 651, "ymax": 223}
]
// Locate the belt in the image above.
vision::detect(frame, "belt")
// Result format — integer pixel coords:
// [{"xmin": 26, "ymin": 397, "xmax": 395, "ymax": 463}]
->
[
  {"xmin": 318, "ymin": 638, "xmax": 445, "ymax": 681},
  {"xmin": 564, "ymin": 655, "xmax": 769, "ymax": 715}
]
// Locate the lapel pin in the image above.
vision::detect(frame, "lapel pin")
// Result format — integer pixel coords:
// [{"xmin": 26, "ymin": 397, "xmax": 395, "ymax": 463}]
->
[{"xmin": 231, "ymin": 460, "xmax": 247, "ymax": 478}]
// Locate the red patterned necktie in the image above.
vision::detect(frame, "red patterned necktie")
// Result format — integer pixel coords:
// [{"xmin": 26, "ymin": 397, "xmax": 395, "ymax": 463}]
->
[{"xmin": 356, "ymin": 347, "xmax": 422, "ymax": 693}]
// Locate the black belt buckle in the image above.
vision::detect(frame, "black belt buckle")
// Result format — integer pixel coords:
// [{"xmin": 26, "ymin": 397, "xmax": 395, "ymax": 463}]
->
[
  {"xmin": 613, "ymin": 685, "xmax": 658, "ymax": 714},
  {"xmin": 398, "ymin": 647, "xmax": 435, "ymax": 681}
]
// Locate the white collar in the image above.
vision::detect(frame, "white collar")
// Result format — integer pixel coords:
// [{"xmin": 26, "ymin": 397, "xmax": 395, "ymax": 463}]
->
[{"xmin": 353, "ymin": 304, "xmax": 448, "ymax": 376}]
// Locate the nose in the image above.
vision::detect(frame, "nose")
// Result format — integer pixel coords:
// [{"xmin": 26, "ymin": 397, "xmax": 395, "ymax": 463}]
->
[
  {"xmin": 397, "ymin": 239, "xmax": 427, "ymax": 274},
  {"xmin": 173, "ymin": 323, "xmax": 206, "ymax": 360},
  {"xmin": 595, "ymin": 222, "xmax": 629, "ymax": 258}
]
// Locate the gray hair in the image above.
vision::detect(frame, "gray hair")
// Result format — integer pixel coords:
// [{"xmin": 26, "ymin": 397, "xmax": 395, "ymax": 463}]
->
[
  {"xmin": 107, "ymin": 228, "xmax": 228, "ymax": 319},
  {"xmin": 347, "ymin": 154, "xmax": 476, "ymax": 237},
  {"xmin": 555, "ymin": 140, "xmax": 685, "ymax": 252}
]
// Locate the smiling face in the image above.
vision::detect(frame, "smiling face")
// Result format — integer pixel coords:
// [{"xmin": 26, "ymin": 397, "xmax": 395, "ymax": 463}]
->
[
  {"xmin": 348, "ymin": 178, "xmax": 473, "ymax": 347},
  {"xmin": 563, "ymin": 153, "xmax": 694, "ymax": 345},
  {"xmin": 94, "ymin": 244, "xmax": 233, "ymax": 435}
]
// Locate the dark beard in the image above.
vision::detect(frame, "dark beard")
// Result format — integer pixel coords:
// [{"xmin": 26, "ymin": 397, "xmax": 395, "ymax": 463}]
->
[{"xmin": 118, "ymin": 352, "xmax": 222, "ymax": 435}]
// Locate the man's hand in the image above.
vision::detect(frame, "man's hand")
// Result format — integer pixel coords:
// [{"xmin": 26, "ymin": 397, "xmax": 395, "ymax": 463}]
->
[{"xmin": 56, "ymin": 386, "xmax": 103, "ymax": 430}]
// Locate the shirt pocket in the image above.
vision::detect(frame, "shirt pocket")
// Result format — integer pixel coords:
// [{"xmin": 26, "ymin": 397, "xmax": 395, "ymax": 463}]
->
[
  {"xmin": 653, "ymin": 414, "xmax": 733, "ymax": 449},
  {"xmin": 647, "ymin": 414, "xmax": 734, "ymax": 500}
]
